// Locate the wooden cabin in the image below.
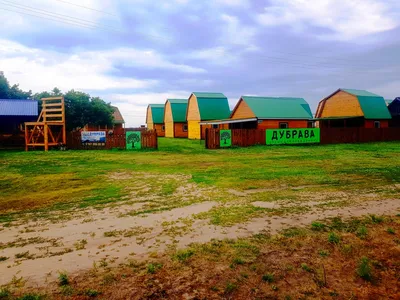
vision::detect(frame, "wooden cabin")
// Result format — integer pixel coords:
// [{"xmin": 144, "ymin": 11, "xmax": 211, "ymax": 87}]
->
[
  {"xmin": 146, "ymin": 104, "xmax": 165, "ymax": 137},
  {"xmin": 315, "ymin": 89, "xmax": 391, "ymax": 128},
  {"xmin": 388, "ymin": 98, "xmax": 400, "ymax": 127},
  {"xmin": 186, "ymin": 92, "xmax": 230, "ymax": 140},
  {"xmin": 226, "ymin": 96, "xmax": 313, "ymax": 129},
  {"xmin": 0, "ymin": 99, "xmax": 38, "ymax": 134},
  {"xmin": 84, "ymin": 106, "xmax": 125, "ymax": 134},
  {"xmin": 164, "ymin": 99, "xmax": 188, "ymax": 138}
]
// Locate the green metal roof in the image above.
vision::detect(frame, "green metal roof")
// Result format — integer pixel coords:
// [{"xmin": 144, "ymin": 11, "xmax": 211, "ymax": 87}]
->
[
  {"xmin": 193, "ymin": 92, "xmax": 231, "ymax": 120},
  {"xmin": 193, "ymin": 92, "xmax": 226, "ymax": 99},
  {"xmin": 385, "ymin": 99, "xmax": 393, "ymax": 106},
  {"xmin": 167, "ymin": 99, "xmax": 188, "ymax": 122},
  {"xmin": 240, "ymin": 96, "xmax": 313, "ymax": 119},
  {"xmin": 342, "ymin": 89, "xmax": 381, "ymax": 97},
  {"xmin": 341, "ymin": 89, "xmax": 391, "ymax": 119},
  {"xmin": 149, "ymin": 104, "xmax": 164, "ymax": 124}
]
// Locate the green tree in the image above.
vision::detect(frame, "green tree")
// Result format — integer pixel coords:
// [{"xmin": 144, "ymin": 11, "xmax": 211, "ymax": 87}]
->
[
  {"xmin": 0, "ymin": 72, "xmax": 31, "ymax": 99},
  {"xmin": 127, "ymin": 132, "xmax": 140, "ymax": 149}
]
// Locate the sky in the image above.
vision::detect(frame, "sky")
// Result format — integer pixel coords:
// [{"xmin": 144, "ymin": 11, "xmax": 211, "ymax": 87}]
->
[{"xmin": 1, "ymin": 0, "xmax": 400, "ymax": 127}]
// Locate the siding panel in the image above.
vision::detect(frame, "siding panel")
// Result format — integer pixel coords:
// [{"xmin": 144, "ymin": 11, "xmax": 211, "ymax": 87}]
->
[{"xmin": 321, "ymin": 91, "xmax": 363, "ymax": 118}]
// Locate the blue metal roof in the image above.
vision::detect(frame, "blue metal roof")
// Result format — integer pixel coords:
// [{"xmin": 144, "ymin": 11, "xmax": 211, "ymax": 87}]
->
[{"xmin": 0, "ymin": 99, "xmax": 38, "ymax": 116}]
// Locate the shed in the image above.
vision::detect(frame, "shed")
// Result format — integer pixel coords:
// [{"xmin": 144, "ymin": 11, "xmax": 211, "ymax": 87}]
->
[
  {"xmin": 223, "ymin": 96, "xmax": 313, "ymax": 129},
  {"xmin": 388, "ymin": 98, "xmax": 400, "ymax": 127},
  {"xmin": 0, "ymin": 99, "xmax": 38, "ymax": 133},
  {"xmin": 315, "ymin": 89, "xmax": 391, "ymax": 128},
  {"xmin": 146, "ymin": 104, "xmax": 165, "ymax": 137},
  {"xmin": 164, "ymin": 99, "xmax": 188, "ymax": 138},
  {"xmin": 186, "ymin": 92, "xmax": 230, "ymax": 139}
]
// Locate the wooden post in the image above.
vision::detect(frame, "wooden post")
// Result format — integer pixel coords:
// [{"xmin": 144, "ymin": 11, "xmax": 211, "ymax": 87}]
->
[
  {"xmin": 24, "ymin": 124, "xmax": 28, "ymax": 152},
  {"xmin": 44, "ymin": 123, "xmax": 49, "ymax": 151}
]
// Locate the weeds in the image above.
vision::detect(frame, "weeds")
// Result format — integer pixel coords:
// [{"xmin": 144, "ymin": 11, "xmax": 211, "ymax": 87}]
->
[
  {"xmin": 301, "ymin": 263, "xmax": 312, "ymax": 272},
  {"xmin": 174, "ymin": 249, "xmax": 195, "ymax": 262},
  {"xmin": 262, "ymin": 273, "xmax": 275, "ymax": 283},
  {"xmin": 85, "ymin": 289, "xmax": 99, "ymax": 297},
  {"xmin": 387, "ymin": 228, "xmax": 395, "ymax": 235},
  {"xmin": 15, "ymin": 251, "xmax": 33, "ymax": 259},
  {"xmin": 147, "ymin": 263, "xmax": 162, "ymax": 274},
  {"xmin": 16, "ymin": 294, "xmax": 43, "ymax": 300},
  {"xmin": 311, "ymin": 221, "xmax": 326, "ymax": 231},
  {"xmin": 356, "ymin": 226, "xmax": 368, "ymax": 240},
  {"xmin": 328, "ymin": 232, "xmax": 340, "ymax": 244},
  {"xmin": 318, "ymin": 250, "xmax": 329, "ymax": 257},
  {"xmin": 74, "ymin": 239, "xmax": 87, "ymax": 250},
  {"xmin": 225, "ymin": 282, "xmax": 237, "ymax": 293},
  {"xmin": 356, "ymin": 257, "xmax": 373, "ymax": 281},
  {"xmin": 0, "ymin": 256, "xmax": 9, "ymax": 262},
  {"xmin": 0, "ymin": 288, "xmax": 10, "ymax": 298},
  {"xmin": 58, "ymin": 272, "xmax": 69, "ymax": 286},
  {"xmin": 370, "ymin": 215, "xmax": 384, "ymax": 224}
]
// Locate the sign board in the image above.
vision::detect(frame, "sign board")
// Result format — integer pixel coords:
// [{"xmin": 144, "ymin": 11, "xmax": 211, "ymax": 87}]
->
[
  {"xmin": 220, "ymin": 130, "xmax": 232, "ymax": 147},
  {"xmin": 266, "ymin": 128, "xmax": 320, "ymax": 145},
  {"xmin": 126, "ymin": 131, "xmax": 141, "ymax": 150},
  {"xmin": 81, "ymin": 131, "xmax": 106, "ymax": 143}
]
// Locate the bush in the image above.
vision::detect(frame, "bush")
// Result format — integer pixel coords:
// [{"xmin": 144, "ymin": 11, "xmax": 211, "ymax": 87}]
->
[
  {"xmin": 370, "ymin": 215, "xmax": 383, "ymax": 224},
  {"xmin": 58, "ymin": 272, "xmax": 69, "ymax": 286},
  {"xmin": 174, "ymin": 249, "xmax": 195, "ymax": 262},
  {"xmin": 356, "ymin": 257, "xmax": 373, "ymax": 281},
  {"xmin": 311, "ymin": 221, "xmax": 326, "ymax": 231},
  {"xmin": 225, "ymin": 282, "xmax": 237, "ymax": 293},
  {"xmin": 387, "ymin": 228, "xmax": 395, "ymax": 235},
  {"xmin": 147, "ymin": 263, "xmax": 162, "ymax": 274},
  {"xmin": 328, "ymin": 232, "xmax": 340, "ymax": 244},
  {"xmin": 262, "ymin": 273, "xmax": 274, "ymax": 283},
  {"xmin": 356, "ymin": 226, "xmax": 368, "ymax": 239}
]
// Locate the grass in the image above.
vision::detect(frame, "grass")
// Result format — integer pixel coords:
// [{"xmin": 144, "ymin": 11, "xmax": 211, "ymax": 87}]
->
[
  {"xmin": 356, "ymin": 257, "xmax": 373, "ymax": 281},
  {"xmin": 0, "ymin": 140, "xmax": 399, "ymax": 223}
]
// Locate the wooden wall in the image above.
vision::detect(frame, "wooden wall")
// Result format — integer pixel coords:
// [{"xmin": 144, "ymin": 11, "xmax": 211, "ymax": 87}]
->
[
  {"xmin": 154, "ymin": 123, "xmax": 165, "ymax": 137},
  {"xmin": 201, "ymin": 124, "xmax": 228, "ymax": 140},
  {"xmin": 174, "ymin": 123, "xmax": 188, "ymax": 138},
  {"xmin": 257, "ymin": 120, "xmax": 309, "ymax": 129},
  {"xmin": 231, "ymin": 99, "xmax": 255, "ymax": 119},
  {"xmin": 146, "ymin": 106, "xmax": 153, "ymax": 128},
  {"xmin": 319, "ymin": 91, "xmax": 363, "ymax": 118},
  {"xmin": 365, "ymin": 120, "xmax": 389, "ymax": 128},
  {"xmin": 187, "ymin": 94, "xmax": 201, "ymax": 139},
  {"xmin": 164, "ymin": 101, "xmax": 174, "ymax": 138}
]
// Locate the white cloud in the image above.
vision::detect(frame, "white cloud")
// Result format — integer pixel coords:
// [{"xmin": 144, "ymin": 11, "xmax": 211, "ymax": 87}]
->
[
  {"xmin": 0, "ymin": 0, "xmax": 118, "ymax": 34},
  {"xmin": 214, "ymin": 0, "xmax": 249, "ymax": 7},
  {"xmin": 189, "ymin": 47, "xmax": 238, "ymax": 65},
  {"xmin": 257, "ymin": 0, "xmax": 399, "ymax": 40},
  {"xmin": 220, "ymin": 14, "xmax": 257, "ymax": 47},
  {"xmin": 108, "ymin": 91, "xmax": 190, "ymax": 127},
  {"xmin": 0, "ymin": 39, "xmax": 205, "ymax": 92}
]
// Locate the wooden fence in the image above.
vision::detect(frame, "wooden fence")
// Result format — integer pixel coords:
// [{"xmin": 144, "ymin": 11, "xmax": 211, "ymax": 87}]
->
[
  {"xmin": 67, "ymin": 130, "xmax": 158, "ymax": 150},
  {"xmin": 205, "ymin": 128, "xmax": 400, "ymax": 149}
]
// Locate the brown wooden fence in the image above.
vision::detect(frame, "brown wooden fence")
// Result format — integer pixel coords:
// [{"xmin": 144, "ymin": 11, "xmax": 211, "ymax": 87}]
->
[
  {"xmin": 67, "ymin": 130, "xmax": 158, "ymax": 150},
  {"xmin": 205, "ymin": 128, "xmax": 400, "ymax": 149}
]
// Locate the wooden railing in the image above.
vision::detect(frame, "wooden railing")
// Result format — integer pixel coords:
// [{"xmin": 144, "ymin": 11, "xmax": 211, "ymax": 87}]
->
[
  {"xmin": 67, "ymin": 130, "xmax": 158, "ymax": 150},
  {"xmin": 205, "ymin": 128, "xmax": 400, "ymax": 149}
]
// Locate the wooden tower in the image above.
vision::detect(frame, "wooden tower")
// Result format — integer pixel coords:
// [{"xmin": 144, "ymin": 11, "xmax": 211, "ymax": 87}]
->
[{"xmin": 25, "ymin": 97, "xmax": 66, "ymax": 151}]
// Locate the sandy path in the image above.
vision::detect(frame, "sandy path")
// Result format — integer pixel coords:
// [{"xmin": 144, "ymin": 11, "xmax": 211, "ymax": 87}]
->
[{"xmin": 1, "ymin": 198, "xmax": 399, "ymax": 287}]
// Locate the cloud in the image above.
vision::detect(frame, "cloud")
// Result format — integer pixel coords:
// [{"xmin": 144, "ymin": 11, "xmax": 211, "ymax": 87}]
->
[
  {"xmin": 257, "ymin": 0, "xmax": 399, "ymax": 40},
  {"xmin": 214, "ymin": 0, "xmax": 249, "ymax": 7},
  {"xmin": 189, "ymin": 47, "xmax": 238, "ymax": 65},
  {"xmin": 108, "ymin": 91, "xmax": 190, "ymax": 127},
  {"xmin": 0, "ymin": 39, "xmax": 205, "ymax": 92},
  {"xmin": 220, "ymin": 14, "xmax": 258, "ymax": 48}
]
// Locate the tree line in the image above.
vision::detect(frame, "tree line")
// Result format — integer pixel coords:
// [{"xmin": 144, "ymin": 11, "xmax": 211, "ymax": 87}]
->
[{"xmin": 0, "ymin": 72, "xmax": 114, "ymax": 131}]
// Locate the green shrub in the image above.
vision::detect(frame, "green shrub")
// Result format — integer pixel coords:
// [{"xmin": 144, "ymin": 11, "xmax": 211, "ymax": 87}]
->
[
  {"xmin": 356, "ymin": 226, "xmax": 368, "ymax": 239},
  {"xmin": 174, "ymin": 249, "xmax": 195, "ymax": 262},
  {"xmin": 58, "ymin": 272, "xmax": 69, "ymax": 286},
  {"xmin": 301, "ymin": 263, "xmax": 312, "ymax": 272},
  {"xmin": 0, "ymin": 288, "xmax": 10, "ymax": 299},
  {"xmin": 356, "ymin": 257, "xmax": 373, "ymax": 281},
  {"xmin": 262, "ymin": 273, "xmax": 274, "ymax": 283},
  {"xmin": 311, "ymin": 221, "xmax": 326, "ymax": 231},
  {"xmin": 328, "ymin": 232, "xmax": 340, "ymax": 244},
  {"xmin": 225, "ymin": 282, "xmax": 237, "ymax": 293},
  {"xmin": 318, "ymin": 250, "xmax": 329, "ymax": 257},
  {"xmin": 85, "ymin": 289, "xmax": 99, "ymax": 297},
  {"xmin": 16, "ymin": 294, "xmax": 43, "ymax": 300},
  {"xmin": 232, "ymin": 258, "xmax": 245, "ymax": 265},
  {"xmin": 370, "ymin": 215, "xmax": 383, "ymax": 224},
  {"xmin": 147, "ymin": 263, "xmax": 162, "ymax": 274},
  {"xmin": 387, "ymin": 228, "xmax": 395, "ymax": 235}
]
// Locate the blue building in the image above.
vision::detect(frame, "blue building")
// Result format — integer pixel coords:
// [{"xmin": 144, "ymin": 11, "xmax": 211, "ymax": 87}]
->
[{"xmin": 0, "ymin": 99, "xmax": 38, "ymax": 133}]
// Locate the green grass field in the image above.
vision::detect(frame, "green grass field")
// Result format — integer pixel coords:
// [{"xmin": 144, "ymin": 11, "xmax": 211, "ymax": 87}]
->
[
  {"xmin": 1, "ymin": 139, "xmax": 400, "ymax": 298},
  {"xmin": 1, "ymin": 139, "xmax": 399, "ymax": 222}
]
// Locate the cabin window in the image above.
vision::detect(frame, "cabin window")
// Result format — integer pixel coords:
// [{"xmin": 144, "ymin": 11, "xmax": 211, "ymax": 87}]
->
[
  {"xmin": 183, "ymin": 124, "xmax": 188, "ymax": 132},
  {"xmin": 279, "ymin": 122, "xmax": 289, "ymax": 129},
  {"xmin": 212, "ymin": 124, "xmax": 219, "ymax": 129},
  {"xmin": 374, "ymin": 121, "xmax": 380, "ymax": 128},
  {"xmin": 257, "ymin": 120, "xmax": 263, "ymax": 124},
  {"xmin": 162, "ymin": 125, "xmax": 165, "ymax": 131},
  {"xmin": 308, "ymin": 121, "xmax": 315, "ymax": 128}
]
